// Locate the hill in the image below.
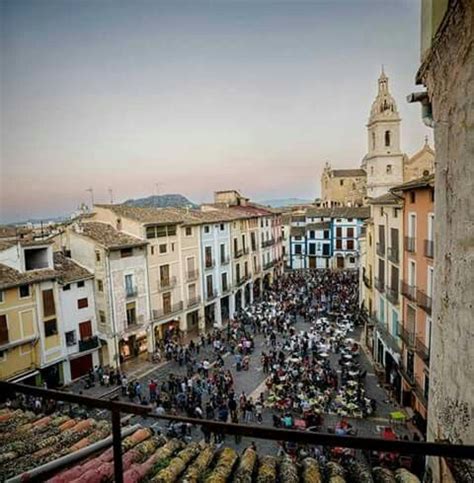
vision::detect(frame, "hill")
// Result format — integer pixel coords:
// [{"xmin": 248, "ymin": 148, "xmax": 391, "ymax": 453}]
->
[
  {"xmin": 124, "ymin": 194, "xmax": 197, "ymax": 209},
  {"xmin": 258, "ymin": 198, "xmax": 313, "ymax": 208}
]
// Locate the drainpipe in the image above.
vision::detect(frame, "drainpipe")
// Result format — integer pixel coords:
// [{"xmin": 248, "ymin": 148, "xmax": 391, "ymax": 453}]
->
[
  {"xmin": 6, "ymin": 424, "xmax": 140, "ymax": 483},
  {"xmin": 106, "ymin": 251, "xmax": 120, "ymax": 371},
  {"xmin": 407, "ymin": 92, "xmax": 434, "ymax": 128}
]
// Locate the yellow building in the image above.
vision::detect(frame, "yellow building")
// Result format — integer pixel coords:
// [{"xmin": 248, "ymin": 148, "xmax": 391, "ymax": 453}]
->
[{"xmin": 320, "ymin": 163, "xmax": 367, "ymax": 207}]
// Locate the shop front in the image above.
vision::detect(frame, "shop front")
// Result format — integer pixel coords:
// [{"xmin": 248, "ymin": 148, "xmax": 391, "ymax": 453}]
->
[
  {"xmin": 186, "ymin": 310, "xmax": 200, "ymax": 339},
  {"xmin": 119, "ymin": 330, "xmax": 148, "ymax": 363},
  {"xmin": 204, "ymin": 303, "xmax": 216, "ymax": 331},
  {"xmin": 244, "ymin": 283, "xmax": 251, "ymax": 306},
  {"xmin": 70, "ymin": 353, "xmax": 93, "ymax": 380},
  {"xmin": 154, "ymin": 319, "xmax": 180, "ymax": 345},
  {"xmin": 40, "ymin": 361, "xmax": 63, "ymax": 388},
  {"xmin": 253, "ymin": 278, "xmax": 261, "ymax": 300},
  {"xmin": 220, "ymin": 296, "xmax": 230, "ymax": 325}
]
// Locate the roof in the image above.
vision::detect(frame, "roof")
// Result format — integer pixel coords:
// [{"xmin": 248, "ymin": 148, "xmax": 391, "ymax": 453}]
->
[
  {"xmin": 0, "ymin": 263, "xmax": 57, "ymax": 290},
  {"xmin": 73, "ymin": 222, "xmax": 147, "ymax": 250},
  {"xmin": 391, "ymin": 174, "xmax": 435, "ymax": 192},
  {"xmin": 306, "ymin": 222, "xmax": 331, "ymax": 230},
  {"xmin": 331, "ymin": 169, "xmax": 367, "ymax": 178},
  {"xmin": 368, "ymin": 192, "xmax": 402, "ymax": 205},
  {"xmin": 53, "ymin": 252, "xmax": 93, "ymax": 284},
  {"xmin": 0, "ymin": 225, "xmax": 32, "ymax": 239},
  {"xmin": 305, "ymin": 206, "xmax": 370, "ymax": 219},
  {"xmin": 0, "ymin": 240, "xmax": 16, "ymax": 251},
  {"xmin": 95, "ymin": 204, "xmax": 188, "ymax": 225}
]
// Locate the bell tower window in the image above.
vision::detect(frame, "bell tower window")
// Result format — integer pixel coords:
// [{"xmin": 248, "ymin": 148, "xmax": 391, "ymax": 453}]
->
[
  {"xmin": 385, "ymin": 130, "xmax": 391, "ymax": 147},
  {"xmin": 372, "ymin": 132, "xmax": 376, "ymax": 150}
]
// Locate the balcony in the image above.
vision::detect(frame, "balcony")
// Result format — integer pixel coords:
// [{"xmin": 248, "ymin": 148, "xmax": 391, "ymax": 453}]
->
[
  {"xmin": 414, "ymin": 379, "xmax": 428, "ymax": 408},
  {"xmin": 424, "ymin": 239, "xmax": 434, "ymax": 259},
  {"xmin": 221, "ymin": 285, "xmax": 231, "ymax": 295},
  {"xmin": 78, "ymin": 335, "xmax": 99, "ymax": 352},
  {"xmin": 374, "ymin": 276, "xmax": 385, "ymax": 293},
  {"xmin": 234, "ymin": 248, "xmax": 243, "ymax": 259},
  {"xmin": 415, "ymin": 336, "xmax": 430, "ymax": 363},
  {"xmin": 417, "ymin": 289, "xmax": 432, "ymax": 315},
  {"xmin": 186, "ymin": 270, "xmax": 199, "ymax": 282},
  {"xmin": 399, "ymin": 359, "xmax": 416, "ymax": 386},
  {"xmin": 376, "ymin": 242, "xmax": 385, "ymax": 257},
  {"xmin": 204, "ymin": 259, "xmax": 215, "ymax": 270},
  {"xmin": 220, "ymin": 256, "xmax": 230, "ymax": 265},
  {"xmin": 206, "ymin": 290, "xmax": 218, "ymax": 301},
  {"xmin": 401, "ymin": 280, "xmax": 417, "ymax": 302},
  {"xmin": 363, "ymin": 273, "xmax": 372, "ymax": 289},
  {"xmin": 387, "ymin": 246, "xmax": 399, "ymax": 264},
  {"xmin": 158, "ymin": 276, "xmax": 177, "ymax": 291},
  {"xmin": 386, "ymin": 286, "xmax": 399, "ymax": 305},
  {"xmin": 152, "ymin": 301, "xmax": 184, "ymax": 320},
  {"xmin": 261, "ymin": 238, "xmax": 275, "ymax": 248},
  {"xmin": 404, "ymin": 236, "xmax": 416, "ymax": 253},
  {"xmin": 187, "ymin": 295, "xmax": 201, "ymax": 309},
  {"xmin": 375, "ymin": 319, "xmax": 400, "ymax": 355},
  {"xmin": 398, "ymin": 325, "xmax": 415, "ymax": 347},
  {"xmin": 125, "ymin": 287, "xmax": 138, "ymax": 298}
]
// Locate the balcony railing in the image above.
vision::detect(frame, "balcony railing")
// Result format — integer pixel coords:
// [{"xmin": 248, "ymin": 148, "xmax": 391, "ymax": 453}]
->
[
  {"xmin": 1, "ymin": 381, "xmax": 471, "ymax": 483},
  {"xmin": 221, "ymin": 285, "xmax": 231, "ymax": 295},
  {"xmin": 414, "ymin": 378, "xmax": 428, "ymax": 408},
  {"xmin": 415, "ymin": 336, "xmax": 430, "ymax": 363},
  {"xmin": 387, "ymin": 246, "xmax": 399, "ymax": 264},
  {"xmin": 152, "ymin": 301, "xmax": 183, "ymax": 320},
  {"xmin": 220, "ymin": 256, "xmax": 230, "ymax": 265},
  {"xmin": 187, "ymin": 296, "xmax": 201, "ymax": 308},
  {"xmin": 375, "ymin": 319, "xmax": 400, "ymax": 355},
  {"xmin": 204, "ymin": 259, "xmax": 215, "ymax": 270},
  {"xmin": 376, "ymin": 242, "xmax": 385, "ymax": 257},
  {"xmin": 405, "ymin": 236, "xmax": 416, "ymax": 253},
  {"xmin": 386, "ymin": 286, "xmax": 399, "ymax": 305},
  {"xmin": 363, "ymin": 273, "xmax": 372, "ymax": 289},
  {"xmin": 398, "ymin": 325, "xmax": 415, "ymax": 347},
  {"xmin": 424, "ymin": 239, "xmax": 434, "ymax": 259},
  {"xmin": 234, "ymin": 248, "xmax": 243, "ymax": 259},
  {"xmin": 261, "ymin": 238, "xmax": 275, "ymax": 248},
  {"xmin": 206, "ymin": 290, "xmax": 218, "ymax": 301},
  {"xmin": 399, "ymin": 359, "xmax": 416, "ymax": 386},
  {"xmin": 263, "ymin": 260, "xmax": 275, "ymax": 270},
  {"xmin": 401, "ymin": 280, "xmax": 417, "ymax": 302},
  {"xmin": 158, "ymin": 276, "xmax": 177, "ymax": 291},
  {"xmin": 125, "ymin": 287, "xmax": 138, "ymax": 298},
  {"xmin": 374, "ymin": 276, "xmax": 385, "ymax": 293},
  {"xmin": 186, "ymin": 270, "xmax": 199, "ymax": 282},
  {"xmin": 78, "ymin": 335, "xmax": 99, "ymax": 352},
  {"xmin": 417, "ymin": 288, "xmax": 432, "ymax": 315}
]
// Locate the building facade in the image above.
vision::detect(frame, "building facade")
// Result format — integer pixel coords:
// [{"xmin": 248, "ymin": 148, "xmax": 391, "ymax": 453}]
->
[{"xmin": 320, "ymin": 164, "xmax": 367, "ymax": 207}]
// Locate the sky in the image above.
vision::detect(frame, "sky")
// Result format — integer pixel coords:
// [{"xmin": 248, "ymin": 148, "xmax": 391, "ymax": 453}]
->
[{"xmin": 0, "ymin": 0, "xmax": 431, "ymax": 223}]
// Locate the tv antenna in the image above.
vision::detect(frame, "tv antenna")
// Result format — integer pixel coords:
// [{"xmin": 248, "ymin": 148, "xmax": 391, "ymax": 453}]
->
[
  {"xmin": 108, "ymin": 187, "xmax": 114, "ymax": 204},
  {"xmin": 85, "ymin": 188, "xmax": 94, "ymax": 208}
]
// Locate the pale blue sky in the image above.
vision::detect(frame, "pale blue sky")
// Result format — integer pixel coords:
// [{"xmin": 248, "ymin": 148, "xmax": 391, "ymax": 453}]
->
[{"xmin": 1, "ymin": 0, "xmax": 430, "ymax": 222}]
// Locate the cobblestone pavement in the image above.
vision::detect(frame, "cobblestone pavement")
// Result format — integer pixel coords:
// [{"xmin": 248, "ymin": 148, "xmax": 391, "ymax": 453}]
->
[{"xmin": 67, "ymin": 315, "xmax": 412, "ymax": 457}]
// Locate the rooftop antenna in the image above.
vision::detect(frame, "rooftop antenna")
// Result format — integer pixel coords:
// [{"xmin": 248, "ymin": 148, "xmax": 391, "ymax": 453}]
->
[
  {"xmin": 108, "ymin": 187, "xmax": 114, "ymax": 204},
  {"xmin": 155, "ymin": 183, "xmax": 162, "ymax": 196},
  {"xmin": 85, "ymin": 188, "xmax": 94, "ymax": 209}
]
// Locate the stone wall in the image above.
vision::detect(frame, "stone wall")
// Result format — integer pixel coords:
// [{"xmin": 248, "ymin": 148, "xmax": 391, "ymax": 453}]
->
[{"xmin": 417, "ymin": 0, "xmax": 474, "ymax": 480}]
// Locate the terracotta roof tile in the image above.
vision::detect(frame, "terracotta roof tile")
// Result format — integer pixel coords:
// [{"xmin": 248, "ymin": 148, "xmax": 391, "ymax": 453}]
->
[
  {"xmin": 75, "ymin": 222, "xmax": 147, "ymax": 250},
  {"xmin": 0, "ymin": 263, "xmax": 57, "ymax": 290},
  {"xmin": 53, "ymin": 252, "xmax": 93, "ymax": 284}
]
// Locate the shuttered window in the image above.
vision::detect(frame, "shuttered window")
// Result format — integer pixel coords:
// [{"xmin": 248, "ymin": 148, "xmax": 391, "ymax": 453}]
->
[
  {"xmin": 77, "ymin": 298, "xmax": 88, "ymax": 309},
  {"xmin": 42, "ymin": 289, "xmax": 56, "ymax": 317},
  {"xmin": 0, "ymin": 315, "xmax": 9, "ymax": 345},
  {"xmin": 79, "ymin": 320, "xmax": 92, "ymax": 340}
]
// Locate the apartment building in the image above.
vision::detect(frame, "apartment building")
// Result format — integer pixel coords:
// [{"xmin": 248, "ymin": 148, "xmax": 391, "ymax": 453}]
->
[
  {"xmin": 287, "ymin": 207, "xmax": 370, "ymax": 270},
  {"xmin": 0, "ymin": 240, "xmax": 65, "ymax": 387},
  {"xmin": 393, "ymin": 175, "xmax": 434, "ymax": 435},
  {"xmin": 54, "ymin": 252, "xmax": 100, "ymax": 382},
  {"xmin": 369, "ymin": 193, "xmax": 404, "ymax": 401},
  {"xmin": 66, "ymin": 222, "xmax": 149, "ymax": 368}
]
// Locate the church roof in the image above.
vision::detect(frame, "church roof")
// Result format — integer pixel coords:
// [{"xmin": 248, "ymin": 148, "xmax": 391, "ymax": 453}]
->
[
  {"xmin": 407, "ymin": 137, "xmax": 435, "ymax": 163},
  {"xmin": 331, "ymin": 169, "xmax": 366, "ymax": 178},
  {"xmin": 368, "ymin": 192, "xmax": 401, "ymax": 205},
  {"xmin": 391, "ymin": 174, "xmax": 435, "ymax": 192}
]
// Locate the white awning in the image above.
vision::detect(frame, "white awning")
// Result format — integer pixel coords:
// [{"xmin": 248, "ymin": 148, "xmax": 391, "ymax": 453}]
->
[{"xmin": 9, "ymin": 370, "xmax": 39, "ymax": 383}]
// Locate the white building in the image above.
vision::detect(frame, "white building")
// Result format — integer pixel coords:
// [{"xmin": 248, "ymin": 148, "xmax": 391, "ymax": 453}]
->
[{"xmin": 54, "ymin": 252, "xmax": 100, "ymax": 383}]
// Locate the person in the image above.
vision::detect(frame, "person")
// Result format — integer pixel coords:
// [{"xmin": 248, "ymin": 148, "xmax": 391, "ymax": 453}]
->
[
  {"xmin": 255, "ymin": 400, "xmax": 263, "ymax": 423},
  {"xmin": 231, "ymin": 411, "xmax": 241, "ymax": 444},
  {"xmin": 103, "ymin": 372, "xmax": 110, "ymax": 387}
]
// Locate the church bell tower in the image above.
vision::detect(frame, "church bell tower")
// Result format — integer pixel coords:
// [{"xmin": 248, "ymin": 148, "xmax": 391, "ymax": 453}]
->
[{"xmin": 364, "ymin": 68, "xmax": 405, "ymax": 198}]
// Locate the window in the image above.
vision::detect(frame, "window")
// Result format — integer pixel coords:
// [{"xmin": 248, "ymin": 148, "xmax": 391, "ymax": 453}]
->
[
  {"xmin": 309, "ymin": 230, "xmax": 315, "ymax": 239},
  {"xmin": 45, "ymin": 319, "xmax": 58, "ymax": 337},
  {"xmin": 347, "ymin": 240, "xmax": 354, "ymax": 250},
  {"xmin": 347, "ymin": 227, "xmax": 354, "ymax": 238},
  {"xmin": 386, "ymin": 164, "xmax": 392, "ymax": 174},
  {"xmin": 162, "ymin": 293, "xmax": 171, "ymax": 313},
  {"xmin": 336, "ymin": 227, "xmax": 342, "ymax": 238},
  {"xmin": 205, "ymin": 246, "xmax": 213, "ymax": 268},
  {"xmin": 339, "ymin": 180, "xmax": 344, "ymax": 186},
  {"xmin": 410, "ymin": 191, "xmax": 416, "ymax": 203},
  {"xmin": 77, "ymin": 298, "xmax": 88, "ymax": 309},
  {"xmin": 126, "ymin": 302, "xmax": 136, "ymax": 326},
  {"xmin": 63, "ymin": 284, "xmax": 71, "ymax": 291},
  {"xmin": 42, "ymin": 289, "xmax": 56, "ymax": 317},
  {"xmin": 99, "ymin": 311, "xmax": 106, "ymax": 325},
  {"xmin": 309, "ymin": 244, "xmax": 316, "ymax": 255},
  {"xmin": 146, "ymin": 225, "xmax": 176, "ymax": 238},
  {"xmin": 77, "ymin": 280, "xmax": 85, "ymax": 288},
  {"xmin": 0, "ymin": 315, "xmax": 8, "ymax": 345},
  {"xmin": 370, "ymin": 166, "xmax": 374, "ymax": 175},
  {"xmin": 206, "ymin": 275, "xmax": 214, "ymax": 297},
  {"xmin": 380, "ymin": 207, "xmax": 384, "ymax": 216},
  {"xmin": 244, "ymin": 261, "xmax": 248, "ymax": 277},
  {"xmin": 220, "ymin": 224, "xmax": 225, "ymax": 231},
  {"xmin": 336, "ymin": 239, "xmax": 342, "ymax": 249},
  {"xmin": 430, "ymin": 188, "xmax": 435, "ymax": 202},
  {"xmin": 120, "ymin": 248, "xmax": 133, "ymax": 258},
  {"xmin": 222, "ymin": 272, "xmax": 228, "ymax": 292},
  {"xmin": 171, "ymin": 242, "xmax": 175, "ymax": 252},
  {"xmin": 146, "ymin": 227, "xmax": 156, "ymax": 239},
  {"xmin": 150, "ymin": 246, "xmax": 155, "ymax": 255},
  {"xmin": 0, "ymin": 290, "xmax": 3, "ymax": 303},
  {"xmin": 185, "ymin": 226, "xmax": 192, "ymax": 236},
  {"xmin": 322, "ymin": 244, "xmax": 330, "ymax": 256},
  {"xmin": 323, "ymin": 230, "xmax": 330, "ymax": 240},
  {"xmin": 65, "ymin": 330, "xmax": 76, "ymax": 346},
  {"xmin": 159, "ymin": 243, "xmax": 167, "ymax": 254},
  {"xmin": 125, "ymin": 274, "xmax": 135, "ymax": 296},
  {"xmin": 79, "ymin": 320, "xmax": 92, "ymax": 340},
  {"xmin": 409, "ymin": 213, "xmax": 417, "ymax": 239},
  {"xmin": 97, "ymin": 280, "xmax": 104, "ymax": 292},
  {"xmin": 19, "ymin": 284, "xmax": 30, "ymax": 298},
  {"xmin": 347, "ymin": 218, "xmax": 353, "ymax": 222},
  {"xmin": 95, "ymin": 251, "xmax": 101, "ymax": 262},
  {"xmin": 384, "ymin": 130, "xmax": 391, "ymax": 147},
  {"xmin": 349, "ymin": 256, "xmax": 356, "ymax": 264},
  {"xmin": 372, "ymin": 131, "xmax": 376, "ymax": 150},
  {"xmin": 204, "ymin": 225, "xmax": 210, "ymax": 234},
  {"xmin": 393, "ymin": 208, "xmax": 398, "ymax": 218},
  {"xmin": 294, "ymin": 244, "xmax": 302, "ymax": 255},
  {"xmin": 220, "ymin": 244, "xmax": 226, "ymax": 263}
]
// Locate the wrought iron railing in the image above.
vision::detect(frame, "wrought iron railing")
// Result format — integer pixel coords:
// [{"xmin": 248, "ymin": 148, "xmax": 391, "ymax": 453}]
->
[
  {"xmin": 374, "ymin": 276, "xmax": 385, "ymax": 292},
  {"xmin": 424, "ymin": 239, "xmax": 434, "ymax": 259},
  {"xmin": 398, "ymin": 325, "xmax": 415, "ymax": 347},
  {"xmin": 388, "ymin": 246, "xmax": 399, "ymax": 263},
  {"xmin": 415, "ymin": 336, "xmax": 430, "ymax": 363},
  {"xmin": 186, "ymin": 270, "xmax": 199, "ymax": 282},
  {"xmin": 152, "ymin": 301, "xmax": 183, "ymax": 320},
  {"xmin": 405, "ymin": 236, "xmax": 416, "ymax": 253},
  {"xmin": 376, "ymin": 242, "xmax": 385, "ymax": 257},
  {"xmin": 157, "ymin": 276, "xmax": 177, "ymax": 291},
  {"xmin": 187, "ymin": 296, "xmax": 201, "ymax": 308},
  {"xmin": 386, "ymin": 285, "xmax": 399, "ymax": 305},
  {"xmin": 401, "ymin": 280, "xmax": 417, "ymax": 302},
  {"xmin": 417, "ymin": 288, "xmax": 432, "ymax": 314},
  {"xmin": 78, "ymin": 335, "xmax": 99, "ymax": 352}
]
